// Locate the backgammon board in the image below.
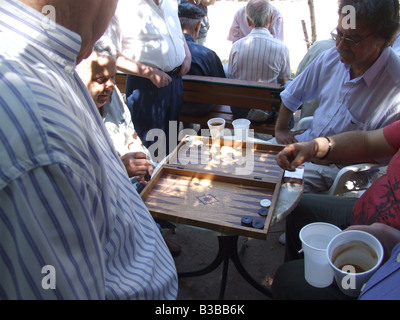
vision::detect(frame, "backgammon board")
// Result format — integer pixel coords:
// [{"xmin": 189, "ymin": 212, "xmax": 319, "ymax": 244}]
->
[{"xmin": 140, "ymin": 136, "xmax": 285, "ymax": 239}]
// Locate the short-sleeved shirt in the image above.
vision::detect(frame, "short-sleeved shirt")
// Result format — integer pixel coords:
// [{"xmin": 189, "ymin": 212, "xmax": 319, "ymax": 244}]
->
[
  {"xmin": 351, "ymin": 120, "xmax": 400, "ymax": 229},
  {"xmin": 111, "ymin": 0, "xmax": 185, "ymax": 72},
  {"xmin": 228, "ymin": 28, "xmax": 290, "ymax": 84},
  {"xmin": 282, "ymin": 47, "xmax": 400, "ymax": 142}
]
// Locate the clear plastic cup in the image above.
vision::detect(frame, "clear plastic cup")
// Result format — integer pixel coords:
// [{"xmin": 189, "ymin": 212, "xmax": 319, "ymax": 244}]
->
[
  {"xmin": 232, "ymin": 118, "xmax": 251, "ymax": 141},
  {"xmin": 299, "ymin": 222, "xmax": 342, "ymax": 288}
]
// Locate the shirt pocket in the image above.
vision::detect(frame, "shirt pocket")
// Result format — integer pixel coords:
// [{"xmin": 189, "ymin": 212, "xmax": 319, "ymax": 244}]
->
[{"xmin": 345, "ymin": 108, "xmax": 367, "ymax": 130}]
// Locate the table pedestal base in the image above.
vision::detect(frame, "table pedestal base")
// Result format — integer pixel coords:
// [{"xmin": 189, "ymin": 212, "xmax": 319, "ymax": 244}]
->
[{"xmin": 178, "ymin": 235, "xmax": 273, "ymax": 299}]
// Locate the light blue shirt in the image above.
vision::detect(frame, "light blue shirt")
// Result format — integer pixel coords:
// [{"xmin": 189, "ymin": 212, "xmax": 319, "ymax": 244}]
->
[
  {"xmin": 359, "ymin": 243, "xmax": 400, "ymax": 300},
  {"xmin": 0, "ymin": 0, "xmax": 177, "ymax": 299},
  {"xmin": 282, "ymin": 46, "xmax": 400, "ymax": 142},
  {"xmin": 392, "ymin": 32, "xmax": 400, "ymax": 56}
]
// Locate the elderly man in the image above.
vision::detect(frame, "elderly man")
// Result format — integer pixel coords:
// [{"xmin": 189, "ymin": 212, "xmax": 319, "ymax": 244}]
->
[
  {"xmin": 178, "ymin": 2, "xmax": 226, "ymax": 118},
  {"xmin": 274, "ymin": 0, "xmax": 400, "ymax": 194},
  {"xmin": 228, "ymin": 0, "xmax": 290, "ymax": 122},
  {"xmin": 0, "ymin": 0, "xmax": 178, "ymax": 299},
  {"xmin": 76, "ymin": 38, "xmax": 155, "ymax": 189},
  {"xmin": 109, "ymin": 0, "xmax": 192, "ymax": 157}
]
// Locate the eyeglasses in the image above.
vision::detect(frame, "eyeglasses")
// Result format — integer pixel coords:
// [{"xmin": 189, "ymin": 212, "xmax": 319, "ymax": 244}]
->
[{"xmin": 330, "ymin": 29, "xmax": 373, "ymax": 48}]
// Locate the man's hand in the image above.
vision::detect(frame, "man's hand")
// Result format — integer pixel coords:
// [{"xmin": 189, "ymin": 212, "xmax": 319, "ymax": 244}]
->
[
  {"xmin": 275, "ymin": 140, "xmax": 317, "ymax": 171},
  {"xmin": 346, "ymin": 223, "xmax": 400, "ymax": 262},
  {"xmin": 275, "ymin": 128, "xmax": 304, "ymax": 145},
  {"xmin": 121, "ymin": 152, "xmax": 154, "ymax": 183},
  {"xmin": 148, "ymin": 68, "xmax": 172, "ymax": 88}
]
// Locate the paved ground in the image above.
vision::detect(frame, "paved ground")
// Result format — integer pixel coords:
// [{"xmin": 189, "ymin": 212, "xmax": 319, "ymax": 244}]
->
[{"xmin": 165, "ymin": 219, "xmax": 286, "ymax": 300}]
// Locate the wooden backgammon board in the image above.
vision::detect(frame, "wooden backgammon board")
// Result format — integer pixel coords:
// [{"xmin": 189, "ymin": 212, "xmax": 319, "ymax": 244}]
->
[{"xmin": 140, "ymin": 136, "xmax": 285, "ymax": 239}]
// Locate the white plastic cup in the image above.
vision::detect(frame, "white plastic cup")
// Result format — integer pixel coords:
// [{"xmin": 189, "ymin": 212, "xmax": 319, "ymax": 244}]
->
[
  {"xmin": 326, "ymin": 230, "xmax": 384, "ymax": 297},
  {"xmin": 299, "ymin": 222, "xmax": 342, "ymax": 288},
  {"xmin": 207, "ymin": 117, "xmax": 226, "ymax": 139},
  {"xmin": 232, "ymin": 118, "xmax": 251, "ymax": 141}
]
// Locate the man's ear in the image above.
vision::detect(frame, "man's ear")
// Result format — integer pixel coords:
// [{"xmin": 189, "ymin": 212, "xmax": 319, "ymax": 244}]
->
[
  {"xmin": 195, "ymin": 20, "xmax": 201, "ymax": 39},
  {"xmin": 246, "ymin": 17, "xmax": 252, "ymax": 27}
]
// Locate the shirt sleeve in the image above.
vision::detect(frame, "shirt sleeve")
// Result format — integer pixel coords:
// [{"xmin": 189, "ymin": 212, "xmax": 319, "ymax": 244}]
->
[{"xmin": 280, "ymin": 50, "xmax": 325, "ymax": 112}]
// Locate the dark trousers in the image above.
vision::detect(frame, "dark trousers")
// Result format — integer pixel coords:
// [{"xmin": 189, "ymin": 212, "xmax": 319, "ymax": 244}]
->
[
  {"xmin": 126, "ymin": 74, "xmax": 183, "ymax": 156},
  {"xmin": 272, "ymin": 194, "xmax": 358, "ymax": 300},
  {"xmin": 285, "ymin": 194, "xmax": 356, "ymax": 261}
]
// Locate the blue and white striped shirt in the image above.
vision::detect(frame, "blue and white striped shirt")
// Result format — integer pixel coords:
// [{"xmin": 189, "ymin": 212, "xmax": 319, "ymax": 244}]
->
[{"xmin": 0, "ymin": 0, "xmax": 178, "ymax": 299}]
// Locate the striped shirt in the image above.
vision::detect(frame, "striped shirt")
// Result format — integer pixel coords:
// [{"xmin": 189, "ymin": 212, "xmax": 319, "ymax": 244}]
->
[
  {"xmin": 228, "ymin": 28, "xmax": 290, "ymax": 85},
  {"xmin": 0, "ymin": 0, "xmax": 178, "ymax": 299}
]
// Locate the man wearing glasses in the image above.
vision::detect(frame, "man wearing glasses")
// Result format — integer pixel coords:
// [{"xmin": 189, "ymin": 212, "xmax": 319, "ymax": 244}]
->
[{"xmin": 274, "ymin": 0, "xmax": 400, "ymax": 194}]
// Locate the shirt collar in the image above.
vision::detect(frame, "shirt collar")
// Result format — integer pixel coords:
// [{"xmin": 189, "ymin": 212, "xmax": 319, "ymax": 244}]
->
[
  {"xmin": 346, "ymin": 48, "xmax": 390, "ymax": 87},
  {"xmin": 1, "ymin": 0, "xmax": 82, "ymax": 73},
  {"xmin": 249, "ymin": 27, "xmax": 273, "ymax": 38},
  {"xmin": 362, "ymin": 48, "xmax": 390, "ymax": 87},
  {"xmin": 184, "ymin": 33, "xmax": 195, "ymax": 43}
]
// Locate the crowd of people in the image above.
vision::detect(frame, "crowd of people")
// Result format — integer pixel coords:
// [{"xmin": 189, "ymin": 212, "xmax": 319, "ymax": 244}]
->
[{"xmin": 0, "ymin": 0, "xmax": 400, "ymax": 300}]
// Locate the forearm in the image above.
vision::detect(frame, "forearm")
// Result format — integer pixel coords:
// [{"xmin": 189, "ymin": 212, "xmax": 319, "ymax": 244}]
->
[
  {"xmin": 313, "ymin": 128, "xmax": 394, "ymax": 163},
  {"xmin": 275, "ymin": 104, "xmax": 293, "ymax": 131},
  {"xmin": 276, "ymin": 127, "xmax": 396, "ymax": 171},
  {"xmin": 274, "ymin": 104, "xmax": 299, "ymax": 144},
  {"xmin": 116, "ymin": 52, "xmax": 172, "ymax": 88},
  {"xmin": 116, "ymin": 53, "xmax": 153, "ymax": 79}
]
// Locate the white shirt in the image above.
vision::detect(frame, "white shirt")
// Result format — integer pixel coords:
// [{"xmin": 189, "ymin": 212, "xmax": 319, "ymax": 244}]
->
[
  {"xmin": 228, "ymin": 28, "xmax": 290, "ymax": 84},
  {"xmin": 0, "ymin": 0, "xmax": 177, "ymax": 299},
  {"xmin": 110, "ymin": 0, "xmax": 186, "ymax": 72},
  {"xmin": 283, "ymin": 47, "xmax": 400, "ymax": 142}
]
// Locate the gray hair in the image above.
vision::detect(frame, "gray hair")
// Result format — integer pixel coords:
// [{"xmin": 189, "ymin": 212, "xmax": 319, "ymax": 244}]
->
[
  {"xmin": 246, "ymin": 0, "xmax": 273, "ymax": 28},
  {"xmin": 93, "ymin": 36, "xmax": 117, "ymax": 60}
]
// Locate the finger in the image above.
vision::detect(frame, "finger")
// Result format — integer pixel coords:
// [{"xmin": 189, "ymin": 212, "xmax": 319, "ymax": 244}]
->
[
  {"xmin": 132, "ymin": 152, "xmax": 147, "ymax": 159},
  {"xmin": 276, "ymin": 150, "xmax": 294, "ymax": 171}
]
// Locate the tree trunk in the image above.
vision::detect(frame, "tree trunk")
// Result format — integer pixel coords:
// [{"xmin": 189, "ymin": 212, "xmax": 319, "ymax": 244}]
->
[{"xmin": 308, "ymin": 0, "xmax": 317, "ymax": 44}]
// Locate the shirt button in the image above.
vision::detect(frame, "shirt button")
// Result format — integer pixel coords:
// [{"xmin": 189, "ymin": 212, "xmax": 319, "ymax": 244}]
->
[
  {"xmin": 65, "ymin": 65, "xmax": 73, "ymax": 74},
  {"xmin": 396, "ymin": 253, "xmax": 400, "ymax": 263}
]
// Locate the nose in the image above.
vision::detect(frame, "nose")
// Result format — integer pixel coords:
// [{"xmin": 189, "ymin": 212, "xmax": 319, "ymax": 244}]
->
[
  {"xmin": 104, "ymin": 78, "xmax": 115, "ymax": 91},
  {"xmin": 336, "ymin": 36, "xmax": 349, "ymax": 50}
]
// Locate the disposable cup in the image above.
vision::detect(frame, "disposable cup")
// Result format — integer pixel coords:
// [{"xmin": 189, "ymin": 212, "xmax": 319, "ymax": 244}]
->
[
  {"xmin": 326, "ymin": 230, "xmax": 384, "ymax": 297},
  {"xmin": 299, "ymin": 222, "xmax": 342, "ymax": 288},
  {"xmin": 232, "ymin": 118, "xmax": 251, "ymax": 141},
  {"xmin": 207, "ymin": 117, "xmax": 225, "ymax": 139}
]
